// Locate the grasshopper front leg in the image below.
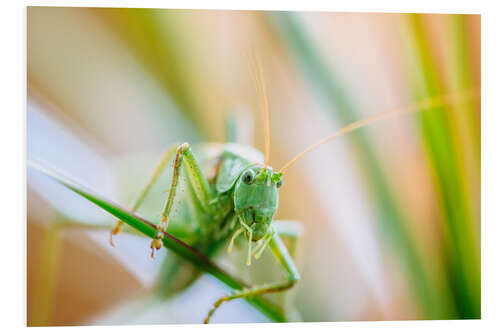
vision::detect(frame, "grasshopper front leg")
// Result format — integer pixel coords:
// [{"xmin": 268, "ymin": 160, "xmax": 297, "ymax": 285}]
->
[
  {"xmin": 204, "ymin": 224, "xmax": 301, "ymax": 323},
  {"xmin": 150, "ymin": 143, "xmax": 214, "ymax": 258}
]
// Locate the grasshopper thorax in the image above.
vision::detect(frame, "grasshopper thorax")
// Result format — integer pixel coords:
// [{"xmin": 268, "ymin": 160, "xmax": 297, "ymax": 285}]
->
[{"xmin": 233, "ymin": 165, "xmax": 282, "ymax": 241}]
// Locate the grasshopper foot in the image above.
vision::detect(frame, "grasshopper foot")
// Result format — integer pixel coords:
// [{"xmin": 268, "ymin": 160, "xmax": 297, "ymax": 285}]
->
[
  {"xmin": 150, "ymin": 218, "xmax": 168, "ymax": 259},
  {"xmin": 150, "ymin": 238, "xmax": 163, "ymax": 259},
  {"xmin": 204, "ymin": 296, "xmax": 230, "ymax": 324}
]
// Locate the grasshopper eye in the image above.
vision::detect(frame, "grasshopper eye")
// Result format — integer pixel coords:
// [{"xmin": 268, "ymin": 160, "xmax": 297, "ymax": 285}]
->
[
  {"xmin": 276, "ymin": 179, "xmax": 282, "ymax": 188},
  {"xmin": 242, "ymin": 169, "xmax": 255, "ymax": 185}
]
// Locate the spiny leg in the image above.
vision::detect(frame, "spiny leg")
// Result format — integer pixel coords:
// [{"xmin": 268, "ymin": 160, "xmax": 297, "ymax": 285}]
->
[
  {"xmin": 110, "ymin": 144, "xmax": 178, "ymax": 246},
  {"xmin": 150, "ymin": 143, "xmax": 215, "ymax": 258},
  {"xmin": 204, "ymin": 224, "xmax": 301, "ymax": 323},
  {"xmin": 149, "ymin": 145, "xmax": 184, "ymax": 257}
]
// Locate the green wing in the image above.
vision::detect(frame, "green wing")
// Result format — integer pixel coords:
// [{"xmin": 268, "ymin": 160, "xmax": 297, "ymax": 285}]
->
[{"xmin": 215, "ymin": 143, "xmax": 264, "ymax": 193}]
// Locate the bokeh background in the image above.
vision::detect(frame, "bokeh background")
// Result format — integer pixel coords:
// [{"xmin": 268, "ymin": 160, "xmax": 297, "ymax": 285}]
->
[{"xmin": 27, "ymin": 7, "xmax": 480, "ymax": 326}]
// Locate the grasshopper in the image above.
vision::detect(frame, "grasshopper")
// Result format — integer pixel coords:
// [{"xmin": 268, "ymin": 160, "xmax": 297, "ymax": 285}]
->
[
  {"xmin": 109, "ymin": 54, "xmax": 302, "ymax": 324},
  {"xmin": 105, "ymin": 52, "xmax": 478, "ymax": 323}
]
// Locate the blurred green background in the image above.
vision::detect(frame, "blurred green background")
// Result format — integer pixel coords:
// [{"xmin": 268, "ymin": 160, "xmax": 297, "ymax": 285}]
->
[{"xmin": 27, "ymin": 7, "xmax": 480, "ymax": 325}]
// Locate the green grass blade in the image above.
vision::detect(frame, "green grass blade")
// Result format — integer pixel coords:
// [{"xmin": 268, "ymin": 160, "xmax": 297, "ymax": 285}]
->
[
  {"xmin": 28, "ymin": 159, "xmax": 287, "ymax": 323},
  {"xmin": 269, "ymin": 12, "xmax": 443, "ymax": 318},
  {"xmin": 91, "ymin": 8, "xmax": 207, "ymax": 138},
  {"xmin": 403, "ymin": 14, "xmax": 480, "ymax": 318}
]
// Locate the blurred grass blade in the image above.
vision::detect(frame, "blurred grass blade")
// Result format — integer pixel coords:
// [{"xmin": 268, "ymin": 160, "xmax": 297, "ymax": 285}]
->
[
  {"xmin": 31, "ymin": 221, "xmax": 63, "ymax": 326},
  {"xmin": 447, "ymin": 15, "xmax": 481, "ymax": 225},
  {"xmin": 91, "ymin": 8, "xmax": 206, "ymax": 137},
  {"xmin": 403, "ymin": 14, "xmax": 480, "ymax": 318},
  {"xmin": 269, "ymin": 12, "xmax": 444, "ymax": 318},
  {"xmin": 28, "ymin": 159, "xmax": 287, "ymax": 322}
]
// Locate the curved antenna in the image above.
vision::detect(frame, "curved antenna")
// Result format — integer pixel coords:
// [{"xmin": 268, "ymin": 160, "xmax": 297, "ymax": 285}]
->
[
  {"xmin": 249, "ymin": 49, "xmax": 271, "ymax": 168},
  {"xmin": 279, "ymin": 88, "xmax": 479, "ymax": 174}
]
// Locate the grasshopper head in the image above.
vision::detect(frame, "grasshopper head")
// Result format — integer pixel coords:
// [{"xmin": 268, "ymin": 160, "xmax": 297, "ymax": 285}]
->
[{"xmin": 234, "ymin": 165, "xmax": 282, "ymax": 241}]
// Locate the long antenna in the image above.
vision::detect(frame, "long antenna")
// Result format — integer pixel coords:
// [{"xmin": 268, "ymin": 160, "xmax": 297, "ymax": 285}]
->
[
  {"xmin": 249, "ymin": 49, "xmax": 271, "ymax": 168},
  {"xmin": 279, "ymin": 88, "xmax": 479, "ymax": 174}
]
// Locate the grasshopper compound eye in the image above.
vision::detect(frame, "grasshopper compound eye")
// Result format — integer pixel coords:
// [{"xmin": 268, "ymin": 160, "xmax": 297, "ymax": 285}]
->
[
  {"xmin": 242, "ymin": 169, "xmax": 255, "ymax": 184},
  {"xmin": 276, "ymin": 179, "xmax": 282, "ymax": 188}
]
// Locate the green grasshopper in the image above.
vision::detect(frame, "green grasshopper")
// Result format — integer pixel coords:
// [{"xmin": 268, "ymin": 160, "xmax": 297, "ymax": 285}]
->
[
  {"xmin": 109, "ymin": 54, "xmax": 302, "ymax": 323},
  {"xmin": 104, "ymin": 53, "xmax": 477, "ymax": 323},
  {"xmin": 28, "ymin": 74, "xmax": 477, "ymax": 323},
  {"xmin": 89, "ymin": 46, "xmax": 475, "ymax": 323}
]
